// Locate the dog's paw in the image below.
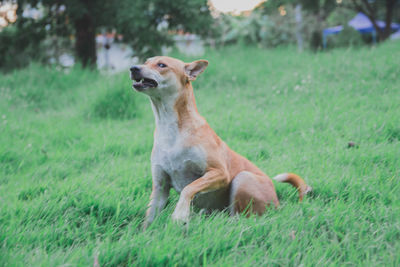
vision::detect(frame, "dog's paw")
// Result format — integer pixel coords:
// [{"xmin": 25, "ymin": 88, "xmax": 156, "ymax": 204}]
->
[
  {"xmin": 142, "ymin": 220, "xmax": 151, "ymax": 231},
  {"xmin": 305, "ymin": 185, "xmax": 313, "ymax": 194},
  {"xmin": 171, "ymin": 209, "xmax": 190, "ymax": 224}
]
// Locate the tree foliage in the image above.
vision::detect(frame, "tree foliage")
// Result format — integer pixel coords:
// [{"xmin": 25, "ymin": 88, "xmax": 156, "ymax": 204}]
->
[
  {"xmin": 0, "ymin": 16, "xmax": 47, "ymax": 70},
  {"xmin": 116, "ymin": 0, "xmax": 212, "ymax": 59},
  {"xmin": 1, "ymin": 0, "xmax": 212, "ymax": 69},
  {"xmin": 258, "ymin": 0, "xmax": 339, "ymax": 49},
  {"xmin": 260, "ymin": 0, "xmax": 337, "ymax": 17}
]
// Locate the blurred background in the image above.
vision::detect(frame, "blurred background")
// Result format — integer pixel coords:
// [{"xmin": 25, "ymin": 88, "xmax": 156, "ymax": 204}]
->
[{"xmin": 0, "ymin": 0, "xmax": 399, "ymax": 72}]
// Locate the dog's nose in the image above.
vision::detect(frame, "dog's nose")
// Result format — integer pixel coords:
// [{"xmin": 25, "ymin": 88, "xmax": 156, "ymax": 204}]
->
[{"xmin": 130, "ymin": 66, "xmax": 141, "ymax": 73}]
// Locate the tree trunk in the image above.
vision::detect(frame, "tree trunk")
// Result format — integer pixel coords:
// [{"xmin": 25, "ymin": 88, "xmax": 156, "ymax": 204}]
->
[
  {"xmin": 295, "ymin": 4, "xmax": 303, "ymax": 52},
  {"xmin": 382, "ymin": 0, "xmax": 396, "ymax": 41},
  {"xmin": 358, "ymin": 0, "xmax": 395, "ymax": 42},
  {"xmin": 74, "ymin": 13, "xmax": 96, "ymax": 68}
]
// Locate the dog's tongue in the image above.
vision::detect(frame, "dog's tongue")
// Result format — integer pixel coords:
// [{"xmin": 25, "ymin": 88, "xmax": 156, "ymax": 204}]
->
[{"xmin": 133, "ymin": 81, "xmax": 146, "ymax": 90}]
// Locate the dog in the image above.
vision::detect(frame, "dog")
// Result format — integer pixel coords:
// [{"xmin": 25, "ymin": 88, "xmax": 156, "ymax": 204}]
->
[{"xmin": 130, "ymin": 56, "xmax": 311, "ymax": 227}]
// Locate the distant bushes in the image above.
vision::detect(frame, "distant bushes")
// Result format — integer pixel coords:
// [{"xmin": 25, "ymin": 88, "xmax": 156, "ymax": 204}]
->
[
  {"xmin": 210, "ymin": 6, "xmax": 367, "ymax": 50},
  {"xmin": 259, "ymin": 9, "xmax": 297, "ymax": 48},
  {"xmin": 0, "ymin": 21, "xmax": 48, "ymax": 72},
  {"xmin": 1, "ymin": 64, "xmax": 138, "ymax": 120},
  {"xmin": 324, "ymin": 8, "xmax": 364, "ymax": 49},
  {"xmin": 91, "ymin": 77, "xmax": 138, "ymax": 120},
  {"xmin": 326, "ymin": 26, "xmax": 364, "ymax": 49},
  {"xmin": 212, "ymin": 9, "xmax": 297, "ymax": 48},
  {"xmin": 1, "ymin": 64, "xmax": 98, "ymax": 109}
]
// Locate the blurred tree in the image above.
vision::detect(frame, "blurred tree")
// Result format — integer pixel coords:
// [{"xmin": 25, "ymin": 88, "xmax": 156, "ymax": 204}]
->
[
  {"xmin": 343, "ymin": 0, "xmax": 400, "ymax": 41},
  {"xmin": 258, "ymin": 0, "xmax": 338, "ymax": 50},
  {"xmin": 13, "ymin": 0, "xmax": 118, "ymax": 67},
  {"xmin": 2, "ymin": 0, "xmax": 211, "ymax": 69},
  {"xmin": 116, "ymin": 0, "xmax": 212, "ymax": 60},
  {"xmin": 0, "ymin": 16, "xmax": 47, "ymax": 70},
  {"xmin": 259, "ymin": 0, "xmax": 399, "ymax": 45},
  {"xmin": 260, "ymin": 0, "xmax": 337, "ymax": 18}
]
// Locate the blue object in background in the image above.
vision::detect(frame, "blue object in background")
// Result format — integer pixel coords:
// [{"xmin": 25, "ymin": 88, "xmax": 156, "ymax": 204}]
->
[{"xmin": 322, "ymin": 13, "xmax": 400, "ymax": 48}]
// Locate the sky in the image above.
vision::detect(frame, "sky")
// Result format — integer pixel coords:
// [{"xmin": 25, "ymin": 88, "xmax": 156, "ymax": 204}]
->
[{"xmin": 210, "ymin": 0, "xmax": 266, "ymax": 15}]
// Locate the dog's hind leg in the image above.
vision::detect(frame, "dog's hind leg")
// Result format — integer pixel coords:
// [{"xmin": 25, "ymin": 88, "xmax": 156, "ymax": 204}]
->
[
  {"xmin": 229, "ymin": 171, "xmax": 279, "ymax": 216},
  {"xmin": 172, "ymin": 168, "xmax": 229, "ymax": 223}
]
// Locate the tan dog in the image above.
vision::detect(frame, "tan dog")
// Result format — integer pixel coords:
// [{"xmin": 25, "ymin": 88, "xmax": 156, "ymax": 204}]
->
[{"xmin": 130, "ymin": 56, "xmax": 311, "ymax": 227}]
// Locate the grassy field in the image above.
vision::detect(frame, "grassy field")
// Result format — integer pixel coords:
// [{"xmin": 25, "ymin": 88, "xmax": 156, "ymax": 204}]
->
[{"xmin": 1, "ymin": 42, "xmax": 400, "ymax": 266}]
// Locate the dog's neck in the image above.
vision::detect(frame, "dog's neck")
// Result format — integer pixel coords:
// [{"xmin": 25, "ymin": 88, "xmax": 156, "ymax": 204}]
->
[{"xmin": 150, "ymin": 84, "xmax": 204, "ymax": 144}]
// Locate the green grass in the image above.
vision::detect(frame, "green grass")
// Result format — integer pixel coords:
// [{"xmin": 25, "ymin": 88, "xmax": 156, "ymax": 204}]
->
[{"xmin": 1, "ymin": 42, "xmax": 400, "ymax": 266}]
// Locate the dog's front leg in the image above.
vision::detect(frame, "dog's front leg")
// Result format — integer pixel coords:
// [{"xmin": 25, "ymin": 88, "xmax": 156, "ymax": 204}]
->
[
  {"xmin": 172, "ymin": 168, "xmax": 229, "ymax": 223},
  {"xmin": 144, "ymin": 166, "xmax": 171, "ymax": 229}
]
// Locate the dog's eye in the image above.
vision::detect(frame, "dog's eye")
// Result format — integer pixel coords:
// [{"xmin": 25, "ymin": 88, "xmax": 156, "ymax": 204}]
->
[{"xmin": 157, "ymin": 63, "xmax": 167, "ymax": 68}]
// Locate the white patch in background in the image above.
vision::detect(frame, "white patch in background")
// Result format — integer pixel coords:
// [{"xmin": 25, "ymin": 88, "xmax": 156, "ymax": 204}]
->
[
  {"xmin": 173, "ymin": 34, "xmax": 205, "ymax": 56},
  {"xmin": 97, "ymin": 43, "xmax": 135, "ymax": 73}
]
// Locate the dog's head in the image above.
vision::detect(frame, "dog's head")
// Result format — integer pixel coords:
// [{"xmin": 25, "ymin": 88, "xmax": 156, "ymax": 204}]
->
[{"xmin": 130, "ymin": 56, "xmax": 208, "ymax": 97}]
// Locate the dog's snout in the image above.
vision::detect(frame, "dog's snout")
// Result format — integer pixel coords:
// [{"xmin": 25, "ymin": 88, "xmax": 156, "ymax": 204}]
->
[
  {"xmin": 130, "ymin": 65, "xmax": 143, "ymax": 81},
  {"xmin": 130, "ymin": 66, "xmax": 141, "ymax": 73}
]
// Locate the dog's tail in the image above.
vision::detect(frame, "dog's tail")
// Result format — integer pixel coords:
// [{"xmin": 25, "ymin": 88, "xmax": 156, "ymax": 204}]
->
[{"xmin": 273, "ymin": 173, "xmax": 312, "ymax": 201}]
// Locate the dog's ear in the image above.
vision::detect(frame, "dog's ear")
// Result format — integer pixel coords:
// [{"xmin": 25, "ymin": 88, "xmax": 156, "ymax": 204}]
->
[{"xmin": 184, "ymin": 60, "xmax": 208, "ymax": 81}]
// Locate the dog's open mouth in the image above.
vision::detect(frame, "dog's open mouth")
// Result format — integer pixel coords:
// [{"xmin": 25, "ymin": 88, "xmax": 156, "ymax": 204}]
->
[{"xmin": 132, "ymin": 77, "xmax": 158, "ymax": 90}]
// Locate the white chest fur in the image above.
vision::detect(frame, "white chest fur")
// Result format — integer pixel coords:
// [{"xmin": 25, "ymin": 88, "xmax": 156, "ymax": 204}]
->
[
  {"xmin": 152, "ymin": 140, "xmax": 207, "ymax": 192},
  {"xmin": 150, "ymin": 96, "xmax": 207, "ymax": 192}
]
